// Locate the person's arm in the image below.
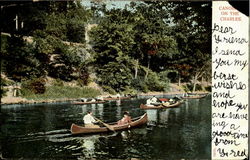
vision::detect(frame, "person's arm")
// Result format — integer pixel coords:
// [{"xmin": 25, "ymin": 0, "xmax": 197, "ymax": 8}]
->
[
  {"xmin": 91, "ymin": 116, "xmax": 98, "ymax": 123},
  {"xmin": 128, "ymin": 117, "xmax": 132, "ymax": 128},
  {"xmin": 128, "ymin": 117, "xmax": 132, "ymax": 123}
]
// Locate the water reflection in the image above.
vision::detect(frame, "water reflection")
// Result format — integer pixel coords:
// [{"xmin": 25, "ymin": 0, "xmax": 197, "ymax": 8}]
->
[
  {"xmin": 78, "ymin": 136, "xmax": 98, "ymax": 158},
  {"xmin": 116, "ymin": 99, "xmax": 121, "ymax": 106},
  {"xmin": 146, "ymin": 109, "xmax": 158, "ymax": 123},
  {"xmin": 81, "ymin": 106, "xmax": 87, "ymax": 115},
  {"xmin": 97, "ymin": 104, "xmax": 104, "ymax": 119},
  {"xmin": 116, "ymin": 105, "xmax": 122, "ymax": 120},
  {"xmin": 159, "ymin": 109, "xmax": 170, "ymax": 124}
]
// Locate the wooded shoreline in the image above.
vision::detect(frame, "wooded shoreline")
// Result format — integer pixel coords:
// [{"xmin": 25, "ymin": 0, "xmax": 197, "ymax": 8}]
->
[{"xmin": 1, "ymin": 91, "xmax": 210, "ymax": 105}]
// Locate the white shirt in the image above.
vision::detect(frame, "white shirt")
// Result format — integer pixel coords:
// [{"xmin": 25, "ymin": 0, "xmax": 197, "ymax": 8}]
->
[
  {"xmin": 97, "ymin": 96, "xmax": 104, "ymax": 101},
  {"xmin": 146, "ymin": 99, "xmax": 152, "ymax": 105},
  {"xmin": 83, "ymin": 114, "xmax": 96, "ymax": 124},
  {"xmin": 151, "ymin": 97, "xmax": 157, "ymax": 103}
]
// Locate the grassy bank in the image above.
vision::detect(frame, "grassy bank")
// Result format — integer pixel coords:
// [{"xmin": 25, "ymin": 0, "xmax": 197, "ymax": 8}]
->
[{"xmin": 21, "ymin": 86, "xmax": 101, "ymax": 100}]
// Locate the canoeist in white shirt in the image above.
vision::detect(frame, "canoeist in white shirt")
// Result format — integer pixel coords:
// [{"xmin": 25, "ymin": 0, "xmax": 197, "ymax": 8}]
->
[
  {"xmin": 90, "ymin": 98, "xmax": 96, "ymax": 102},
  {"xmin": 96, "ymin": 96, "xmax": 104, "ymax": 101},
  {"xmin": 151, "ymin": 96, "xmax": 158, "ymax": 103},
  {"xmin": 83, "ymin": 111, "xmax": 99, "ymax": 128},
  {"xmin": 146, "ymin": 99, "xmax": 153, "ymax": 106}
]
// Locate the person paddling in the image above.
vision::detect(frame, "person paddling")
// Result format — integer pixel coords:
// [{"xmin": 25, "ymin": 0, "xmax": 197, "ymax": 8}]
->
[{"xmin": 83, "ymin": 111, "xmax": 99, "ymax": 128}]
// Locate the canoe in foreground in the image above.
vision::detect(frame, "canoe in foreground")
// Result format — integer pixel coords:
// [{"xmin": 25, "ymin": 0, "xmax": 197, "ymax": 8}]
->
[
  {"xmin": 140, "ymin": 101, "xmax": 181, "ymax": 109},
  {"xmin": 72, "ymin": 100, "xmax": 106, "ymax": 105},
  {"xmin": 182, "ymin": 95, "xmax": 206, "ymax": 99},
  {"xmin": 70, "ymin": 113, "xmax": 148, "ymax": 135}
]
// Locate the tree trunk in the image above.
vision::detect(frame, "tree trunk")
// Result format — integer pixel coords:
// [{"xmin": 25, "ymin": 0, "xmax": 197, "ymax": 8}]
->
[
  {"xmin": 192, "ymin": 74, "xmax": 198, "ymax": 92},
  {"xmin": 144, "ymin": 56, "xmax": 150, "ymax": 80},
  {"xmin": 134, "ymin": 59, "xmax": 138, "ymax": 79},
  {"xmin": 201, "ymin": 76, "xmax": 205, "ymax": 90},
  {"xmin": 178, "ymin": 74, "xmax": 181, "ymax": 86}
]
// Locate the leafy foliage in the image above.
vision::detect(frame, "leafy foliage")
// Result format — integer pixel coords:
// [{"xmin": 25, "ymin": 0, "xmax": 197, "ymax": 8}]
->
[
  {"xmin": 1, "ymin": 1, "xmax": 212, "ymax": 95},
  {"xmin": 98, "ymin": 62, "xmax": 133, "ymax": 92},
  {"xmin": 3, "ymin": 36, "xmax": 45, "ymax": 81},
  {"xmin": 21, "ymin": 78, "xmax": 46, "ymax": 94},
  {"xmin": 21, "ymin": 86, "xmax": 101, "ymax": 100}
]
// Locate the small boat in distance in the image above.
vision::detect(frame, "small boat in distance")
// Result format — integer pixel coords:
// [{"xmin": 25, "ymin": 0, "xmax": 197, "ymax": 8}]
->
[
  {"xmin": 70, "ymin": 113, "xmax": 148, "ymax": 135},
  {"xmin": 182, "ymin": 94, "xmax": 207, "ymax": 99},
  {"xmin": 140, "ymin": 101, "xmax": 182, "ymax": 109},
  {"xmin": 72, "ymin": 100, "xmax": 106, "ymax": 105},
  {"xmin": 103, "ymin": 96, "xmax": 131, "ymax": 101}
]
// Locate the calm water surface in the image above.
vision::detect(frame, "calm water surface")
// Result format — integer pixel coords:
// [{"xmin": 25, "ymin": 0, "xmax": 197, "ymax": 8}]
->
[{"xmin": 1, "ymin": 95, "xmax": 211, "ymax": 159}]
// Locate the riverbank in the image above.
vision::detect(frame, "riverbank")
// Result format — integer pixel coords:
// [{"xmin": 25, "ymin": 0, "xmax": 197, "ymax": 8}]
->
[
  {"xmin": 1, "ymin": 90, "xmax": 210, "ymax": 105},
  {"xmin": 1, "ymin": 79, "xmax": 210, "ymax": 105}
]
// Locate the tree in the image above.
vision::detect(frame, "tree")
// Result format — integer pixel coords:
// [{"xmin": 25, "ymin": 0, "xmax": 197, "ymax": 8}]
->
[
  {"xmin": 89, "ymin": 7, "xmax": 136, "ymax": 91},
  {"xmin": 3, "ymin": 36, "xmax": 45, "ymax": 81},
  {"xmin": 1, "ymin": 1, "xmax": 92, "ymax": 83},
  {"xmin": 166, "ymin": 2, "xmax": 212, "ymax": 91},
  {"xmin": 131, "ymin": 2, "xmax": 179, "ymax": 78}
]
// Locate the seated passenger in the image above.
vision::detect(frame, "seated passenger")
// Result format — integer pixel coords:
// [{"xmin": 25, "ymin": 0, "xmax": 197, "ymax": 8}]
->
[
  {"xmin": 90, "ymin": 98, "xmax": 96, "ymax": 102},
  {"xmin": 151, "ymin": 96, "xmax": 158, "ymax": 103},
  {"xmin": 169, "ymin": 98, "xmax": 174, "ymax": 104},
  {"xmin": 146, "ymin": 98, "xmax": 154, "ymax": 106},
  {"xmin": 117, "ymin": 111, "xmax": 132, "ymax": 125},
  {"xmin": 96, "ymin": 96, "xmax": 104, "ymax": 101}
]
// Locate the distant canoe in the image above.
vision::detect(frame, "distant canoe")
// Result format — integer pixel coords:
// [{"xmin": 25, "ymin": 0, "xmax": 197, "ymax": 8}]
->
[
  {"xmin": 103, "ymin": 96, "xmax": 131, "ymax": 101},
  {"xmin": 140, "ymin": 101, "xmax": 181, "ymax": 109},
  {"xmin": 182, "ymin": 95, "xmax": 206, "ymax": 99},
  {"xmin": 72, "ymin": 101, "xmax": 106, "ymax": 105},
  {"xmin": 70, "ymin": 113, "xmax": 148, "ymax": 135}
]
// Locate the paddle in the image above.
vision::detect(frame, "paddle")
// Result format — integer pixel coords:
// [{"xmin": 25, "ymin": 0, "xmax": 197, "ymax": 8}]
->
[{"xmin": 93, "ymin": 117, "xmax": 115, "ymax": 132}]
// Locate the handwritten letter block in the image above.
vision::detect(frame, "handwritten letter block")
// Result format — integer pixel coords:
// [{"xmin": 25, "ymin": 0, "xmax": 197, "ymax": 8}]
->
[{"xmin": 212, "ymin": 1, "xmax": 248, "ymax": 159}]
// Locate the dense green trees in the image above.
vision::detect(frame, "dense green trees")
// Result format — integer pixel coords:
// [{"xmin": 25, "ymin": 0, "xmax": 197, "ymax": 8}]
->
[
  {"xmin": 1, "ymin": 0, "xmax": 212, "ymax": 96},
  {"xmin": 167, "ymin": 2, "xmax": 212, "ymax": 91},
  {"xmin": 1, "ymin": 1, "xmax": 91, "ymax": 82},
  {"xmin": 89, "ymin": 1, "xmax": 211, "ymax": 92}
]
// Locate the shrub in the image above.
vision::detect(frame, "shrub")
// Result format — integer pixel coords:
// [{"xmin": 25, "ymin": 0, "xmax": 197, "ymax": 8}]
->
[
  {"xmin": 52, "ymin": 79, "xmax": 64, "ymax": 86},
  {"xmin": 182, "ymin": 84, "xmax": 190, "ymax": 92},
  {"xmin": 123, "ymin": 86, "xmax": 138, "ymax": 95},
  {"xmin": 21, "ymin": 86, "xmax": 101, "ymax": 100},
  {"xmin": 146, "ymin": 71, "xmax": 165, "ymax": 91},
  {"xmin": 21, "ymin": 78, "xmax": 46, "ymax": 94},
  {"xmin": 131, "ymin": 78, "xmax": 149, "ymax": 93},
  {"xmin": 195, "ymin": 84, "xmax": 203, "ymax": 91},
  {"xmin": 205, "ymin": 86, "xmax": 211, "ymax": 92},
  {"xmin": 184, "ymin": 83, "xmax": 203, "ymax": 92},
  {"xmin": 0, "ymin": 88, "xmax": 8, "ymax": 97},
  {"xmin": 97, "ymin": 62, "xmax": 133, "ymax": 92},
  {"xmin": 102, "ymin": 85, "xmax": 117, "ymax": 95}
]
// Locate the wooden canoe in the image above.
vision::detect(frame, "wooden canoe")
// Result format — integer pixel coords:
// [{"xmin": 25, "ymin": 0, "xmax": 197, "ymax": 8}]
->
[
  {"xmin": 72, "ymin": 100, "xmax": 106, "ymax": 105},
  {"xmin": 140, "ymin": 101, "xmax": 182, "ymax": 109},
  {"xmin": 182, "ymin": 95, "xmax": 206, "ymax": 99},
  {"xmin": 103, "ymin": 96, "xmax": 131, "ymax": 101},
  {"xmin": 70, "ymin": 113, "xmax": 148, "ymax": 135}
]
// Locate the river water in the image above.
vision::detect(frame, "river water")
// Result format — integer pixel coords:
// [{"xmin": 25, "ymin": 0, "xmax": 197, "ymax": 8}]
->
[{"xmin": 1, "ymin": 95, "xmax": 211, "ymax": 159}]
